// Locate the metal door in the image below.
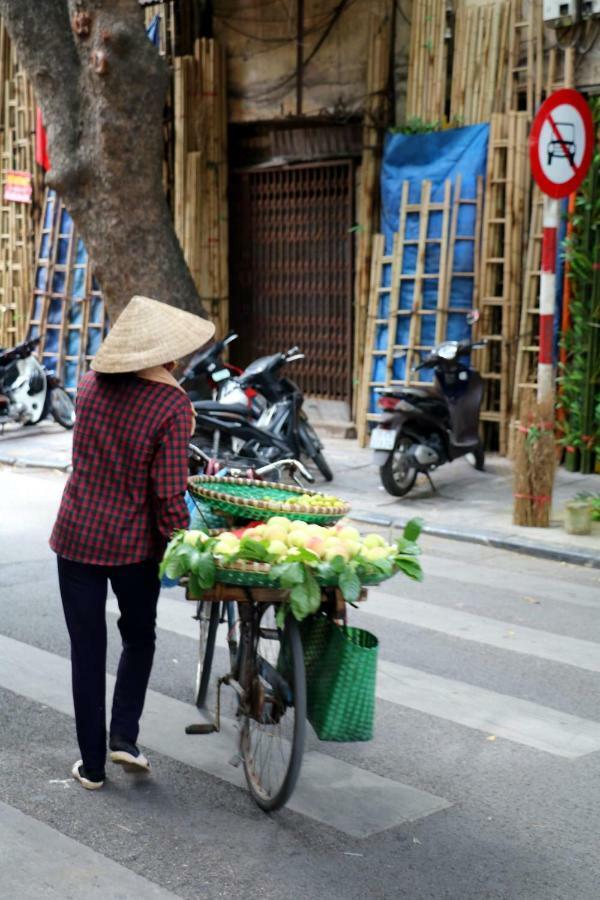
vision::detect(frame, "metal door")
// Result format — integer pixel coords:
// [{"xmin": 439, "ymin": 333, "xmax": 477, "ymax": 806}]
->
[{"xmin": 229, "ymin": 160, "xmax": 354, "ymax": 401}]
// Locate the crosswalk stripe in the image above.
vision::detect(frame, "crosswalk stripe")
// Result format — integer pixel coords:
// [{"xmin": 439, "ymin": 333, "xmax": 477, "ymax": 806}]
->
[
  {"xmin": 362, "ymin": 592, "xmax": 600, "ymax": 673},
  {"xmin": 419, "ymin": 557, "xmax": 600, "ymax": 610},
  {"xmin": 0, "ymin": 634, "xmax": 450, "ymax": 839},
  {"xmin": 377, "ymin": 660, "xmax": 600, "ymax": 758},
  {"xmin": 0, "ymin": 800, "xmax": 180, "ymax": 899},
  {"xmin": 114, "ymin": 594, "xmax": 600, "ymax": 758}
]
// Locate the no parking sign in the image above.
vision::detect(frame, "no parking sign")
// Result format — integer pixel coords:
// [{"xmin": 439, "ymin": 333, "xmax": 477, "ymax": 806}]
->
[
  {"xmin": 529, "ymin": 89, "xmax": 594, "ymax": 199},
  {"xmin": 528, "ymin": 89, "xmax": 594, "ymax": 408}
]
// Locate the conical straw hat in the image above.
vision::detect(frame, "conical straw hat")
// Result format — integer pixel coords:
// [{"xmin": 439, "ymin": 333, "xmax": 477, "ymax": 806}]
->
[{"xmin": 91, "ymin": 295, "xmax": 215, "ymax": 374}]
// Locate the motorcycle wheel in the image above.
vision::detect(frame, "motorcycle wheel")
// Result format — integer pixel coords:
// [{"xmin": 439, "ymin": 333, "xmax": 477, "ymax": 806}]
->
[
  {"xmin": 298, "ymin": 419, "xmax": 333, "ymax": 482},
  {"xmin": 465, "ymin": 444, "xmax": 485, "ymax": 471},
  {"xmin": 379, "ymin": 435, "xmax": 417, "ymax": 497},
  {"xmin": 49, "ymin": 387, "xmax": 76, "ymax": 430}
]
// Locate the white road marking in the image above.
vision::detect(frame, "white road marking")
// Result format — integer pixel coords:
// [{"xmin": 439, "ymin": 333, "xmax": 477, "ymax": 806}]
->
[
  {"xmin": 377, "ymin": 660, "xmax": 600, "ymax": 758},
  {"xmin": 112, "ymin": 594, "xmax": 600, "ymax": 757},
  {"xmin": 0, "ymin": 800, "xmax": 180, "ymax": 899},
  {"xmin": 419, "ymin": 555, "xmax": 600, "ymax": 610},
  {"xmin": 362, "ymin": 592, "xmax": 600, "ymax": 673},
  {"xmin": 0, "ymin": 634, "xmax": 450, "ymax": 838}
]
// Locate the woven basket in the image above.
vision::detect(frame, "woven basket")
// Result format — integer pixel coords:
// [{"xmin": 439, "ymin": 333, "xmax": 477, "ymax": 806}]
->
[
  {"xmin": 210, "ymin": 557, "xmax": 391, "ymax": 590},
  {"xmin": 215, "ymin": 559, "xmax": 272, "ymax": 587},
  {"xmin": 188, "ymin": 475, "xmax": 350, "ymax": 525},
  {"xmin": 298, "ymin": 614, "xmax": 378, "ymax": 742}
]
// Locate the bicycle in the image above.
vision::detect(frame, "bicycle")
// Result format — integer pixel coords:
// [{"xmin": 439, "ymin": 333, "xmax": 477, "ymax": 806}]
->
[
  {"xmin": 184, "ymin": 456, "xmax": 317, "ymax": 811},
  {"xmin": 186, "ymin": 583, "xmax": 312, "ymax": 812}
]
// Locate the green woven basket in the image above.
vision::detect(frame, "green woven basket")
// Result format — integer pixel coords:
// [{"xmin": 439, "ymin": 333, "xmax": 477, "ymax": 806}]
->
[
  {"xmin": 209, "ymin": 558, "xmax": 391, "ymax": 590},
  {"xmin": 298, "ymin": 614, "xmax": 378, "ymax": 742},
  {"xmin": 188, "ymin": 475, "xmax": 350, "ymax": 525}
]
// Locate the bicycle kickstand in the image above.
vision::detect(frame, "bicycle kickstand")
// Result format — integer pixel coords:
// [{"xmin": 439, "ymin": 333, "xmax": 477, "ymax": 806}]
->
[{"xmin": 185, "ymin": 675, "xmax": 227, "ymax": 735}]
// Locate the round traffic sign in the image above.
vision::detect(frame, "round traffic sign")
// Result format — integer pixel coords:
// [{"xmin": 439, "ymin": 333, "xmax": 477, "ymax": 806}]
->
[{"xmin": 529, "ymin": 89, "xmax": 594, "ymax": 198}]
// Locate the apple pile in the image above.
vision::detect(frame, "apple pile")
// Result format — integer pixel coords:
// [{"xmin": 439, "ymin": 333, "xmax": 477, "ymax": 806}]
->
[
  {"xmin": 161, "ymin": 514, "xmax": 423, "ymax": 623},
  {"xmin": 283, "ymin": 493, "xmax": 346, "ymax": 509},
  {"xmin": 211, "ymin": 518, "xmax": 395, "ymax": 565}
]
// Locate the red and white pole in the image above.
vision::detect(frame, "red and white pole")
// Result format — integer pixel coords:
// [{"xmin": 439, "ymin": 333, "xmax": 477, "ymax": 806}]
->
[{"xmin": 538, "ymin": 196, "xmax": 559, "ymax": 412}]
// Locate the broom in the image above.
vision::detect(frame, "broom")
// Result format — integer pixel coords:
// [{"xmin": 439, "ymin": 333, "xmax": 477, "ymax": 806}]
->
[{"xmin": 513, "ymin": 392, "xmax": 557, "ymax": 527}]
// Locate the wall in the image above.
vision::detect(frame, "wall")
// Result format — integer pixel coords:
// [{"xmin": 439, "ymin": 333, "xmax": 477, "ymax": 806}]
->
[{"xmin": 214, "ymin": 0, "xmax": 386, "ymax": 123}]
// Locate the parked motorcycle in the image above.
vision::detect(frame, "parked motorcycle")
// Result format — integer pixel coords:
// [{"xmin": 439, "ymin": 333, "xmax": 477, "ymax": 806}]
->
[
  {"xmin": 370, "ymin": 337, "xmax": 486, "ymax": 496},
  {"xmin": 0, "ymin": 336, "xmax": 75, "ymax": 430},
  {"xmin": 185, "ymin": 340, "xmax": 333, "ymax": 482}
]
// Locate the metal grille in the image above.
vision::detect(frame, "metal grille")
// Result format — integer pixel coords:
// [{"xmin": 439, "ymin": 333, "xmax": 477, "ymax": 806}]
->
[{"xmin": 229, "ymin": 160, "xmax": 354, "ymax": 401}]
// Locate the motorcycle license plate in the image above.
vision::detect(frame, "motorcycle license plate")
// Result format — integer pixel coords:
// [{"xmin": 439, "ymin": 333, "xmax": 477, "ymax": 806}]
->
[{"xmin": 369, "ymin": 427, "xmax": 396, "ymax": 451}]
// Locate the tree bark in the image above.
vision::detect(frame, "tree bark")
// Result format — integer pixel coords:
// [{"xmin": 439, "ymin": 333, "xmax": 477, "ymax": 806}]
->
[{"xmin": 0, "ymin": 0, "xmax": 207, "ymax": 321}]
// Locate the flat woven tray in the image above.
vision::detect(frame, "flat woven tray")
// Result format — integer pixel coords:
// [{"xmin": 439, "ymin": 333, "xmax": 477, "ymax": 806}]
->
[{"xmin": 188, "ymin": 475, "xmax": 350, "ymax": 525}]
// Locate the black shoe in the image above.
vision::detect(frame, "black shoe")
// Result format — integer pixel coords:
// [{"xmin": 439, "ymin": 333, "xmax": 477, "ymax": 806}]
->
[
  {"xmin": 72, "ymin": 760, "xmax": 105, "ymax": 790},
  {"xmin": 109, "ymin": 735, "xmax": 151, "ymax": 773}
]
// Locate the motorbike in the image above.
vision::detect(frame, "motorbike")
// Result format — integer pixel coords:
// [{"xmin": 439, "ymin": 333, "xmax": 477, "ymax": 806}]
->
[
  {"xmin": 184, "ymin": 340, "xmax": 333, "ymax": 482},
  {"xmin": 370, "ymin": 337, "xmax": 486, "ymax": 497},
  {"xmin": 0, "ymin": 336, "xmax": 75, "ymax": 431}
]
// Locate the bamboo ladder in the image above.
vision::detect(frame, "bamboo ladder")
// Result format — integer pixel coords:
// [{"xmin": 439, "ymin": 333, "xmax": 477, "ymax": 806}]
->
[
  {"xmin": 473, "ymin": 111, "xmax": 529, "ymax": 453},
  {"xmin": 357, "ymin": 177, "xmax": 483, "ymax": 444}
]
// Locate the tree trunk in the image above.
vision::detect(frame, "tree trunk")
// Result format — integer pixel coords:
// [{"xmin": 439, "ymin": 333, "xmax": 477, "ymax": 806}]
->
[{"xmin": 0, "ymin": 0, "xmax": 207, "ymax": 321}]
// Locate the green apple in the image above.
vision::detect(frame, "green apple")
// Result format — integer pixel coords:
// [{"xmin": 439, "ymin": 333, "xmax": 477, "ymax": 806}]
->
[
  {"xmin": 363, "ymin": 533, "xmax": 386, "ymax": 549},
  {"xmin": 336, "ymin": 525, "xmax": 361, "ymax": 542},
  {"xmin": 362, "ymin": 546, "xmax": 390, "ymax": 562},
  {"xmin": 267, "ymin": 539, "xmax": 288, "ymax": 558},
  {"xmin": 183, "ymin": 529, "xmax": 208, "ymax": 546},
  {"xmin": 267, "ymin": 516, "xmax": 293, "ymax": 533}
]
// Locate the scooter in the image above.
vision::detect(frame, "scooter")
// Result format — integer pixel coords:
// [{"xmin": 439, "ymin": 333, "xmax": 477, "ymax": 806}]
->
[
  {"xmin": 0, "ymin": 336, "xmax": 75, "ymax": 431},
  {"xmin": 370, "ymin": 337, "xmax": 486, "ymax": 497},
  {"xmin": 235, "ymin": 347, "xmax": 333, "ymax": 481},
  {"xmin": 187, "ymin": 343, "xmax": 333, "ymax": 481}
]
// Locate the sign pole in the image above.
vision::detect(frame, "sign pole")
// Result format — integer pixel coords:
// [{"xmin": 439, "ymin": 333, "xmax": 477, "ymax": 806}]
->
[
  {"xmin": 537, "ymin": 195, "xmax": 559, "ymax": 416},
  {"xmin": 514, "ymin": 89, "xmax": 593, "ymax": 528}
]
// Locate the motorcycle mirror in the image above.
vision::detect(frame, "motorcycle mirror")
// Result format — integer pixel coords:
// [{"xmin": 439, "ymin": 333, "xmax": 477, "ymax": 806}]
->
[{"xmin": 466, "ymin": 309, "xmax": 480, "ymax": 326}]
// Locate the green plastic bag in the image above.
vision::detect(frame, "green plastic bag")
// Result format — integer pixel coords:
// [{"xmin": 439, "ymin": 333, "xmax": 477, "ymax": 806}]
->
[{"xmin": 299, "ymin": 614, "xmax": 378, "ymax": 742}]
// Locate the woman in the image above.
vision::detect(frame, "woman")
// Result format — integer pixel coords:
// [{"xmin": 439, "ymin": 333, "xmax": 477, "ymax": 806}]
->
[{"xmin": 50, "ymin": 295, "xmax": 214, "ymax": 790}]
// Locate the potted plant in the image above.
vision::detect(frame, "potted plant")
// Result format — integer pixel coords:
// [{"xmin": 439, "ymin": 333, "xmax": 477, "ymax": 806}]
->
[{"xmin": 564, "ymin": 496, "xmax": 593, "ymax": 535}]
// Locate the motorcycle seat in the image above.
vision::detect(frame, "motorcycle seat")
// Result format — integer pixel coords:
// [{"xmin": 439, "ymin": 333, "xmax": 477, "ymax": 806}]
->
[{"xmin": 193, "ymin": 400, "xmax": 250, "ymax": 417}]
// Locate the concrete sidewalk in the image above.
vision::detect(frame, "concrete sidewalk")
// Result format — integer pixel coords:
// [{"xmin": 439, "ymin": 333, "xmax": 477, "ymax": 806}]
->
[{"xmin": 1, "ymin": 423, "xmax": 599, "ymax": 566}]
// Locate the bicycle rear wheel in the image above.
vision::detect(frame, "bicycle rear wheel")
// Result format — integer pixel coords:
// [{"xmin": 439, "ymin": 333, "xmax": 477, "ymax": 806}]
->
[{"xmin": 240, "ymin": 606, "xmax": 306, "ymax": 812}]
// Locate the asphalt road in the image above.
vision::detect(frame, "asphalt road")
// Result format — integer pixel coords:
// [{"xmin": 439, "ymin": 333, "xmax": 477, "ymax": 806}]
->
[{"xmin": 1, "ymin": 466, "xmax": 599, "ymax": 900}]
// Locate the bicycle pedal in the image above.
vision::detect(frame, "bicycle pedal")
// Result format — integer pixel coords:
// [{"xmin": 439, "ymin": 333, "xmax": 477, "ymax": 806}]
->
[
  {"xmin": 228, "ymin": 753, "xmax": 242, "ymax": 768},
  {"xmin": 185, "ymin": 722, "xmax": 218, "ymax": 735}
]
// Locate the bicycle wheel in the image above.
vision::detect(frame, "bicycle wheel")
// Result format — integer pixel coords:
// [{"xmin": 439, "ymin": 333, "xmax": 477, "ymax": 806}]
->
[
  {"xmin": 194, "ymin": 600, "xmax": 219, "ymax": 708},
  {"xmin": 240, "ymin": 606, "xmax": 306, "ymax": 812}
]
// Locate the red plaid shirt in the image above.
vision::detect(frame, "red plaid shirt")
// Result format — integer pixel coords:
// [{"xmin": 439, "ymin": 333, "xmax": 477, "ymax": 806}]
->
[{"xmin": 50, "ymin": 371, "xmax": 192, "ymax": 565}]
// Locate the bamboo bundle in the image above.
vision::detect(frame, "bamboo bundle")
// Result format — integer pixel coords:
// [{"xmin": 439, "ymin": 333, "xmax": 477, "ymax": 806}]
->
[
  {"xmin": 450, "ymin": 1, "xmax": 509, "ymax": 125},
  {"xmin": 352, "ymin": 3, "xmax": 393, "ymax": 418},
  {"xmin": 406, "ymin": 0, "xmax": 448, "ymax": 123},
  {"xmin": 0, "ymin": 20, "xmax": 38, "ymax": 347},
  {"xmin": 513, "ymin": 392, "xmax": 556, "ymax": 527},
  {"xmin": 173, "ymin": 39, "xmax": 228, "ymax": 337}
]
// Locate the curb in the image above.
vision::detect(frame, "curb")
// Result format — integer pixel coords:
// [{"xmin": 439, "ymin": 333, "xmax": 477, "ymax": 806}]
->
[
  {"xmin": 350, "ymin": 511, "xmax": 600, "ymax": 570},
  {"xmin": 2, "ymin": 454, "xmax": 598, "ymax": 569},
  {"xmin": 0, "ymin": 454, "xmax": 71, "ymax": 473}
]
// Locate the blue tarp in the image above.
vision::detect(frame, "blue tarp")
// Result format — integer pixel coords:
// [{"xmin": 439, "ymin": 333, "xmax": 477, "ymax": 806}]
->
[{"xmin": 369, "ymin": 125, "xmax": 490, "ymax": 410}]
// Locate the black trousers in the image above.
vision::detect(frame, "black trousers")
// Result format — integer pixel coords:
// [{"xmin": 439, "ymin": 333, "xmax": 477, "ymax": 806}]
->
[{"xmin": 57, "ymin": 556, "xmax": 160, "ymax": 773}]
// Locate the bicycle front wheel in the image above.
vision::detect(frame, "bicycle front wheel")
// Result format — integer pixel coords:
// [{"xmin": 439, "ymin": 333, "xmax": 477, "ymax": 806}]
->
[{"xmin": 240, "ymin": 607, "xmax": 306, "ymax": 812}]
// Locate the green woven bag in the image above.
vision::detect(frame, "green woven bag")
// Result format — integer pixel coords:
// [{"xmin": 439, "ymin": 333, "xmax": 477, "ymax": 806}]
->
[{"xmin": 299, "ymin": 614, "xmax": 378, "ymax": 742}]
